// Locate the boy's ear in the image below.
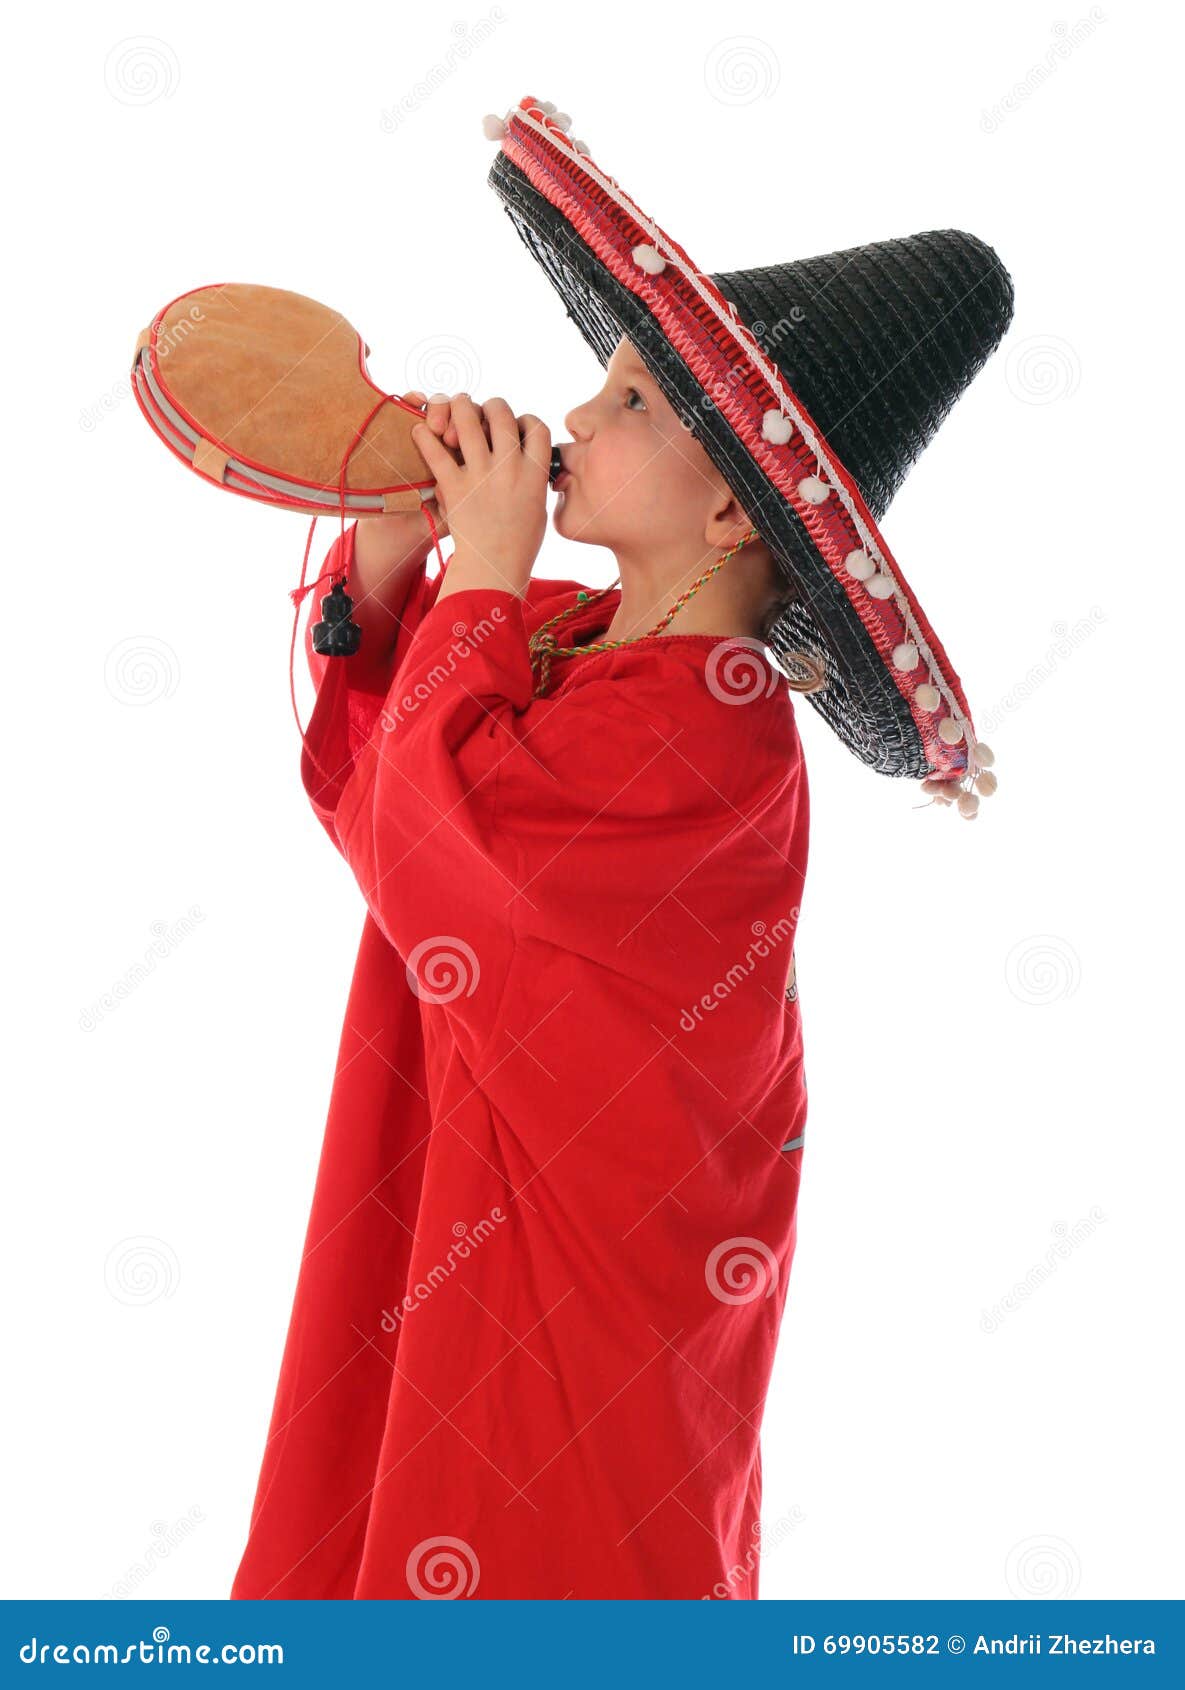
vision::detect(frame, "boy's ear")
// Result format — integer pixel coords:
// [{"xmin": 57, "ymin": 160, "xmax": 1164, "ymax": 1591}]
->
[{"xmin": 704, "ymin": 490, "xmax": 756, "ymax": 549}]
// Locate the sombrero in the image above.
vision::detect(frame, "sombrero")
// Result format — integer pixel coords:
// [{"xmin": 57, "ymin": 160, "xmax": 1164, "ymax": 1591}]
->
[{"xmin": 481, "ymin": 93, "xmax": 1014, "ymax": 819}]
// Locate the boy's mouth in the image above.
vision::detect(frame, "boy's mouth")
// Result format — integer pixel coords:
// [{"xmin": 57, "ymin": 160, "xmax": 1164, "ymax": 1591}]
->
[{"xmin": 549, "ymin": 444, "xmax": 576, "ymax": 490}]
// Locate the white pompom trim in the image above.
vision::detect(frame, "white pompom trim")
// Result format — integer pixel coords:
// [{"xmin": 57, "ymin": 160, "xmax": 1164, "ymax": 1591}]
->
[
  {"xmin": 631, "ymin": 243, "xmax": 666, "ymax": 275},
  {"xmin": 762, "ymin": 409, "xmax": 793, "ymax": 445},
  {"xmin": 481, "ymin": 114, "xmax": 507, "ymax": 140}
]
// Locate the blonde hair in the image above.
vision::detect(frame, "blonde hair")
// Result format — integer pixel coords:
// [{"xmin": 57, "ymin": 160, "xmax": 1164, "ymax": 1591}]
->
[
  {"xmin": 761, "ymin": 597, "xmax": 829, "ymax": 694},
  {"xmin": 744, "ymin": 535, "xmax": 828, "ymax": 696}
]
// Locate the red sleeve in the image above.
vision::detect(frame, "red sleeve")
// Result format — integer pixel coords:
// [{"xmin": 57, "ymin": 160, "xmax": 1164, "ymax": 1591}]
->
[
  {"xmin": 299, "ymin": 524, "xmax": 445, "ymax": 855},
  {"xmin": 299, "ymin": 530, "xmax": 588, "ymax": 859},
  {"xmin": 324, "ymin": 579, "xmax": 806, "ymax": 1068}
]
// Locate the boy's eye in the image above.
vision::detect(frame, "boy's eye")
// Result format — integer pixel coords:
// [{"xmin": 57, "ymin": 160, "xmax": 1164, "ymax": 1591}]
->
[{"xmin": 625, "ymin": 387, "xmax": 646, "ymax": 410}]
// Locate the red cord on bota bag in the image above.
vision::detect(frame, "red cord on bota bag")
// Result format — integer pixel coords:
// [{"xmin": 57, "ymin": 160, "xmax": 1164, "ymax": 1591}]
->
[{"xmin": 286, "ymin": 393, "xmax": 447, "ymax": 786}]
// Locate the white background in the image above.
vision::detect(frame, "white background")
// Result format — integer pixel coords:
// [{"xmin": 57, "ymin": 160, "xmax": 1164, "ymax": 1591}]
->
[{"xmin": 3, "ymin": 0, "xmax": 1179, "ymax": 1602}]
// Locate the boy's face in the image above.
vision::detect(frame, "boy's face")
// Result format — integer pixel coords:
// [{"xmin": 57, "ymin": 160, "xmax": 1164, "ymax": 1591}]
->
[{"xmin": 553, "ymin": 336, "xmax": 736, "ymax": 553}]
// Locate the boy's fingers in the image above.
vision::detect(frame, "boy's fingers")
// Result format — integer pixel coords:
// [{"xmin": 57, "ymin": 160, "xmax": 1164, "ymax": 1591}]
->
[
  {"xmin": 411, "ymin": 421, "xmax": 453, "ymax": 477},
  {"xmin": 483, "ymin": 396, "xmax": 520, "ymax": 455},
  {"xmin": 448, "ymin": 397, "xmax": 498, "ymax": 452},
  {"xmin": 517, "ymin": 413, "xmax": 552, "ymax": 475},
  {"xmin": 403, "ymin": 390, "xmax": 452, "ymax": 439},
  {"xmin": 449, "ymin": 393, "xmax": 490, "ymax": 464},
  {"xmin": 424, "ymin": 391, "xmax": 452, "ymax": 436},
  {"xmin": 419, "ymin": 391, "xmax": 492, "ymax": 452},
  {"xmin": 409, "ymin": 392, "xmax": 524, "ymax": 469},
  {"xmin": 403, "ymin": 389, "xmax": 438, "ymax": 427}
]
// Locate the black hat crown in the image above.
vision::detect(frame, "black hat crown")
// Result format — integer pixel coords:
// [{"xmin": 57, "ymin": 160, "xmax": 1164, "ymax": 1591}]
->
[{"xmin": 710, "ymin": 229, "xmax": 1015, "ymax": 523}]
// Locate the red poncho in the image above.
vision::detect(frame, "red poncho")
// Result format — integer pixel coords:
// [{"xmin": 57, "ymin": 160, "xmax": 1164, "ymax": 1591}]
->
[{"xmin": 231, "ymin": 523, "xmax": 810, "ymax": 1600}]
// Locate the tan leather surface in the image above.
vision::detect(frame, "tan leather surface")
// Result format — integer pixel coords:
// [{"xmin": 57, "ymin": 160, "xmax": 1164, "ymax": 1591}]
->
[{"xmin": 150, "ymin": 283, "xmax": 431, "ymax": 494}]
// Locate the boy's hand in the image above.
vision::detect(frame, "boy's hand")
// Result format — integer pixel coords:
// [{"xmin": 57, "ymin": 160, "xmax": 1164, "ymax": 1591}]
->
[
  {"xmin": 353, "ymin": 389, "xmax": 451, "ymax": 547},
  {"xmin": 356, "ymin": 389, "xmax": 500, "ymax": 533},
  {"xmin": 418, "ymin": 389, "xmax": 489, "ymax": 455},
  {"xmin": 412, "ymin": 394, "xmax": 550, "ymax": 596},
  {"xmin": 352, "ymin": 389, "xmax": 509, "ymax": 585}
]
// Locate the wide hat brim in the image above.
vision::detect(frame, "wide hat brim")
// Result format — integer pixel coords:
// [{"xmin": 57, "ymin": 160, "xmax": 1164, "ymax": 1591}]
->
[{"xmin": 484, "ymin": 94, "xmax": 1009, "ymax": 801}]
